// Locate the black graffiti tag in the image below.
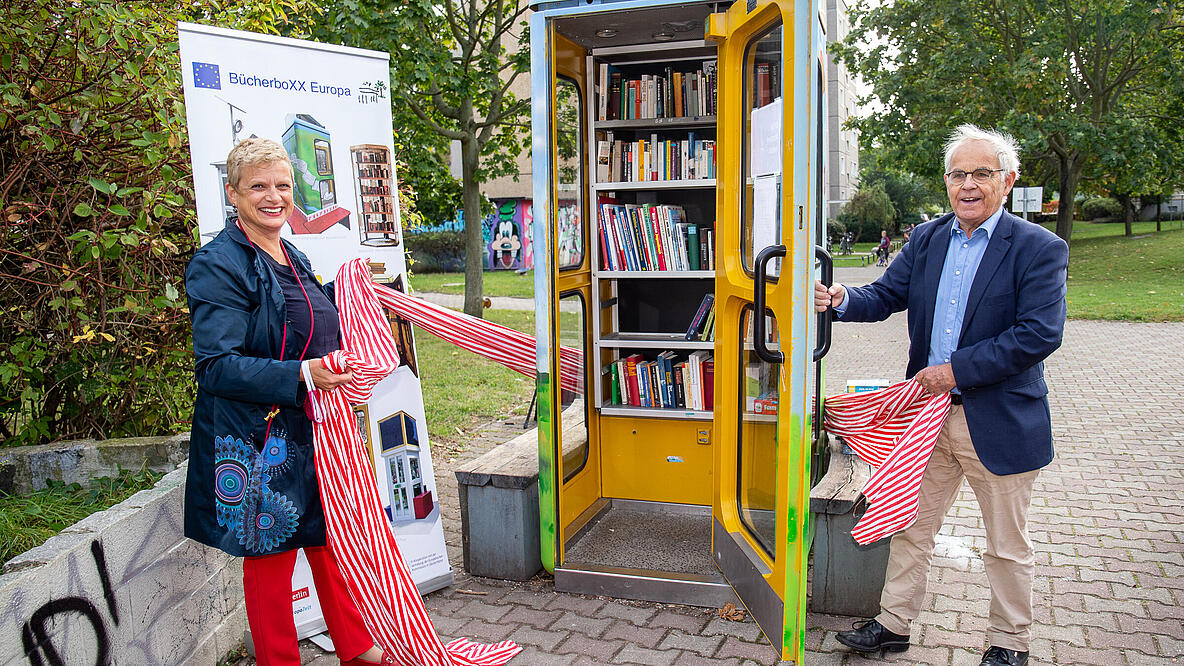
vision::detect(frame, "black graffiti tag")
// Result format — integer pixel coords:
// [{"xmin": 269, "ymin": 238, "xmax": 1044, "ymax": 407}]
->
[{"xmin": 21, "ymin": 541, "xmax": 119, "ymax": 666}]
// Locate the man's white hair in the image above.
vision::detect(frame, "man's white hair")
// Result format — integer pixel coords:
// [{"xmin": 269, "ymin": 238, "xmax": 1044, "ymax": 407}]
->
[{"xmin": 943, "ymin": 124, "xmax": 1021, "ymax": 180}]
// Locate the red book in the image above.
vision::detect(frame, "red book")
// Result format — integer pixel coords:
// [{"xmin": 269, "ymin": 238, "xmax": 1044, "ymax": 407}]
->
[
  {"xmin": 624, "ymin": 354, "xmax": 643, "ymax": 406},
  {"xmin": 702, "ymin": 359, "xmax": 715, "ymax": 410}
]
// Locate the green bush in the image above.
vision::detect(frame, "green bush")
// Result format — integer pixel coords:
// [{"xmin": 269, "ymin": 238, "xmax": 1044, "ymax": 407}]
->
[
  {"xmin": 0, "ymin": 0, "xmax": 317, "ymax": 446},
  {"xmin": 405, "ymin": 231, "xmax": 466, "ymax": 272},
  {"xmin": 1080, "ymin": 197, "xmax": 1122, "ymax": 221}
]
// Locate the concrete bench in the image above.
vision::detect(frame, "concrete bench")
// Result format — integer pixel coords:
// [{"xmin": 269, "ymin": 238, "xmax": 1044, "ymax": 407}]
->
[
  {"xmin": 809, "ymin": 435, "xmax": 891, "ymax": 617},
  {"xmin": 454, "ymin": 402, "xmax": 586, "ymax": 581}
]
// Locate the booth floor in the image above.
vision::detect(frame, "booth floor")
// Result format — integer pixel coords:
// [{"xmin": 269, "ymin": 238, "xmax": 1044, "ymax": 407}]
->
[{"xmin": 294, "ymin": 265, "xmax": 1184, "ymax": 666}]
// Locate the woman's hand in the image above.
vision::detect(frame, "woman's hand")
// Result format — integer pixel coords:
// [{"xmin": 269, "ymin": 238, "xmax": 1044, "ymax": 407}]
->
[{"xmin": 303, "ymin": 358, "xmax": 353, "ymax": 390}]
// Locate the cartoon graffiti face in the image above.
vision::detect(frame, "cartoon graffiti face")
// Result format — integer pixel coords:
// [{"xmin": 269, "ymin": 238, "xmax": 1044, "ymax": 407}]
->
[{"xmin": 490, "ymin": 219, "xmax": 521, "ymax": 268}]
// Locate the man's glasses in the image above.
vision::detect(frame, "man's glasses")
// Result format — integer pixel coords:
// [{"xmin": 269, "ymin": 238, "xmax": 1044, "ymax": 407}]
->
[{"xmin": 945, "ymin": 168, "xmax": 1005, "ymax": 185}]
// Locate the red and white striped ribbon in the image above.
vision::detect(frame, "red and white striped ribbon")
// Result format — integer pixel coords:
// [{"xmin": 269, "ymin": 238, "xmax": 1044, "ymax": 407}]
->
[
  {"xmin": 824, "ymin": 380, "xmax": 951, "ymax": 545},
  {"xmin": 308, "ymin": 259, "xmax": 521, "ymax": 665},
  {"xmin": 369, "ymin": 283, "xmax": 584, "ymax": 395}
]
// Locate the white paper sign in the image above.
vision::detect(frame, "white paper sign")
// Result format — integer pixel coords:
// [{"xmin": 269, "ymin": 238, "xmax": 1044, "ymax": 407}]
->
[
  {"xmin": 750, "ymin": 97, "xmax": 783, "ymax": 178},
  {"xmin": 1011, "ymin": 186, "xmax": 1043, "ymax": 214},
  {"xmin": 753, "ymin": 174, "xmax": 781, "ymax": 277}
]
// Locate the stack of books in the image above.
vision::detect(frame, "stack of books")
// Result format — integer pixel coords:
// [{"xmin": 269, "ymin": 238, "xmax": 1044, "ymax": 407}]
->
[
  {"xmin": 684, "ymin": 293, "xmax": 716, "ymax": 342},
  {"xmin": 606, "ymin": 351, "xmax": 715, "ymax": 411},
  {"xmin": 598, "ymin": 61, "xmax": 718, "ymax": 121},
  {"xmin": 598, "ymin": 200, "xmax": 714, "ymax": 272}
]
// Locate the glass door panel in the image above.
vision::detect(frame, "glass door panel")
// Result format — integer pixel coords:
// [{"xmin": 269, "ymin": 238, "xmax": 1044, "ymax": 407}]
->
[
  {"xmin": 737, "ymin": 306, "xmax": 780, "ymax": 557},
  {"xmin": 740, "ymin": 26, "xmax": 784, "ymax": 275}
]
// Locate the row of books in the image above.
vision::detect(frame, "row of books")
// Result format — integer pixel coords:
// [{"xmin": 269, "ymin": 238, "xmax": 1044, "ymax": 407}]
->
[
  {"xmin": 597, "ymin": 201, "xmax": 715, "ymax": 272},
  {"xmin": 596, "ymin": 132, "xmax": 716, "ymax": 183},
  {"xmin": 605, "ymin": 351, "xmax": 715, "ymax": 411},
  {"xmin": 598, "ymin": 61, "xmax": 718, "ymax": 121}
]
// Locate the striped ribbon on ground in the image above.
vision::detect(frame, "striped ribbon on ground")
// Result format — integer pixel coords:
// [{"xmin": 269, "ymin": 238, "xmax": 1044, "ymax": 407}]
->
[
  {"xmin": 308, "ymin": 259, "xmax": 521, "ymax": 665},
  {"xmin": 823, "ymin": 379, "xmax": 951, "ymax": 545}
]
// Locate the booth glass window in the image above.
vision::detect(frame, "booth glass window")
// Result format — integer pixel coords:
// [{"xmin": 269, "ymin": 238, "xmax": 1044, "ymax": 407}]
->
[
  {"xmin": 737, "ymin": 306, "xmax": 779, "ymax": 558},
  {"xmin": 555, "ymin": 76, "xmax": 585, "ymax": 270},
  {"xmin": 558, "ymin": 291, "xmax": 589, "ymax": 482},
  {"xmin": 740, "ymin": 22, "xmax": 784, "ymax": 277}
]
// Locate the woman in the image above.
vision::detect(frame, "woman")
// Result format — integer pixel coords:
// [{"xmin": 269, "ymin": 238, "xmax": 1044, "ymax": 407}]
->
[
  {"xmin": 876, "ymin": 229, "xmax": 891, "ymax": 266},
  {"xmin": 185, "ymin": 138, "xmax": 389, "ymax": 666}
]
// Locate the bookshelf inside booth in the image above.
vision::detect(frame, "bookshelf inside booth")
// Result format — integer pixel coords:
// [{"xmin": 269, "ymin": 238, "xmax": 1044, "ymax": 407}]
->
[
  {"xmin": 350, "ymin": 144, "xmax": 401, "ymax": 247},
  {"xmin": 586, "ymin": 39, "xmax": 719, "ymax": 422}
]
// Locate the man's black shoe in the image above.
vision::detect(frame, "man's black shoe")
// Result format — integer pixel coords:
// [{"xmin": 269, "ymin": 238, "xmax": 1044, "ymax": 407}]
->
[
  {"xmin": 980, "ymin": 646, "xmax": 1029, "ymax": 665},
  {"xmin": 835, "ymin": 619, "xmax": 910, "ymax": 654}
]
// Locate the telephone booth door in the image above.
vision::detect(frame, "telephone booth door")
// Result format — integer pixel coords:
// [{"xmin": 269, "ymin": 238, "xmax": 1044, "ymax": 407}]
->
[{"xmin": 707, "ymin": 0, "xmax": 829, "ymax": 661}]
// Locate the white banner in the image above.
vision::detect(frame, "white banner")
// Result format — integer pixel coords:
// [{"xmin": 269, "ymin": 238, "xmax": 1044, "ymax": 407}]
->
[{"xmin": 178, "ymin": 22, "xmax": 452, "ymax": 639}]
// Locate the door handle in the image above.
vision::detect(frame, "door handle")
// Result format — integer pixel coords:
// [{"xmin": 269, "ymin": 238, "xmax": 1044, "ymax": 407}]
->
[
  {"xmin": 814, "ymin": 245, "xmax": 833, "ymax": 361},
  {"xmin": 753, "ymin": 245, "xmax": 785, "ymax": 364}
]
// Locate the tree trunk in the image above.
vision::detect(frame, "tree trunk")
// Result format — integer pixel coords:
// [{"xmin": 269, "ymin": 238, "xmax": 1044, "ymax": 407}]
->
[
  {"xmin": 1116, "ymin": 193, "xmax": 1134, "ymax": 236},
  {"xmin": 1156, "ymin": 196, "xmax": 1162, "ymax": 232},
  {"xmin": 461, "ymin": 133, "xmax": 485, "ymax": 318},
  {"xmin": 1055, "ymin": 154, "xmax": 1083, "ymax": 248}
]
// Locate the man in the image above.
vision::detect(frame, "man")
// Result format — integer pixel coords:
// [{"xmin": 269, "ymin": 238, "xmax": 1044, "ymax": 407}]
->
[{"xmin": 814, "ymin": 124, "xmax": 1068, "ymax": 666}]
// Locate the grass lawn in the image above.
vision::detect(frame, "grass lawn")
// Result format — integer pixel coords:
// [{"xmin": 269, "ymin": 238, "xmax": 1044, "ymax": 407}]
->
[
  {"xmin": 411, "ymin": 270, "xmax": 535, "ymax": 299},
  {"xmin": 0, "ymin": 466, "xmax": 163, "ymax": 563},
  {"xmin": 1055, "ymin": 222, "xmax": 1184, "ymax": 321}
]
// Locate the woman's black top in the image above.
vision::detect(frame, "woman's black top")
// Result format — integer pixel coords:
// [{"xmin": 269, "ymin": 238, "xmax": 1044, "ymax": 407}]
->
[{"xmin": 260, "ymin": 251, "xmax": 340, "ymax": 360}]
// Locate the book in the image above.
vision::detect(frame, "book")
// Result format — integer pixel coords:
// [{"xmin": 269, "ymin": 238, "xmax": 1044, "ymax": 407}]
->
[
  {"xmin": 700, "ymin": 305, "xmax": 716, "ymax": 341},
  {"xmin": 673, "ymin": 362, "xmax": 686, "ymax": 408},
  {"xmin": 686, "ymin": 223, "xmax": 700, "ymax": 271},
  {"xmin": 624, "ymin": 354, "xmax": 643, "ymax": 406},
  {"xmin": 702, "ymin": 359, "xmax": 715, "ymax": 410},
  {"xmin": 685, "ymin": 293, "xmax": 715, "ymax": 340},
  {"xmin": 596, "ymin": 139, "xmax": 610, "ymax": 183},
  {"xmin": 608, "ymin": 363, "xmax": 620, "ymax": 404},
  {"xmin": 616, "ymin": 359, "xmax": 630, "ymax": 405}
]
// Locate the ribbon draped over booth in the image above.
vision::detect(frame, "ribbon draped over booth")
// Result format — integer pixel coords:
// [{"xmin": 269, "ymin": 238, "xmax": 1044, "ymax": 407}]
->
[{"xmin": 823, "ymin": 380, "xmax": 951, "ymax": 545}]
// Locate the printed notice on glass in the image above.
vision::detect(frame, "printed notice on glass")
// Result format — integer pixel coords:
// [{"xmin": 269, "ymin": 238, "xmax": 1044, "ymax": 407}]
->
[
  {"xmin": 750, "ymin": 97, "xmax": 782, "ymax": 178},
  {"xmin": 753, "ymin": 174, "xmax": 781, "ymax": 277}
]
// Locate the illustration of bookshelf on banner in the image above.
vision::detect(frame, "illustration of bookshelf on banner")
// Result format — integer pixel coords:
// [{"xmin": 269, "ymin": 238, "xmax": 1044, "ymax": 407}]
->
[
  {"xmin": 590, "ymin": 40, "xmax": 718, "ymax": 419},
  {"xmin": 350, "ymin": 144, "xmax": 400, "ymax": 247}
]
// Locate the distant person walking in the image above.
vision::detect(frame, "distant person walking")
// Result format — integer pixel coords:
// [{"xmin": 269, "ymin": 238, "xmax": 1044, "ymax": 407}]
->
[
  {"xmin": 875, "ymin": 230, "xmax": 891, "ymax": 266},
  {"xmin": 815, "ymin": 124, "xmax": 1068, "ymax": 666}
]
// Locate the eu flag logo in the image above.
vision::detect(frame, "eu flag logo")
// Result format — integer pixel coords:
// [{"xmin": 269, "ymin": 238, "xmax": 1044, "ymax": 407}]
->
[{"xmin": 192, "ymin": 62, "xmax": 220, "ymax": 90}]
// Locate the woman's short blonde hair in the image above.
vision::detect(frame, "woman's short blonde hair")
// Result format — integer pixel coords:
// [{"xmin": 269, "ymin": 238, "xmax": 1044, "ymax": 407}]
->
[{"xmin": 226, "ymin": 138, "xmax": 293, "ymax": 187}]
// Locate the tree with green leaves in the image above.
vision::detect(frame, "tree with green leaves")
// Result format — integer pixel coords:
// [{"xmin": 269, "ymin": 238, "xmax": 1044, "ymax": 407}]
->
[
  {"xmin": 833, "ymin": 0, "xmax": 1184, "ymax": 244},
  {"xmin": 0, "ymin": 0, "xmax": 318, "ymax": 446},
  {"xmin": 838, "ymin": 182, "xmax": 895, "ymax": 242},
  {"xmin": 310, "ymin": 0, "xmax": 531, "ymax": 317},
  {"xmin": 859, "ymin": 148, "xmax": 943, "ymax": 231}
]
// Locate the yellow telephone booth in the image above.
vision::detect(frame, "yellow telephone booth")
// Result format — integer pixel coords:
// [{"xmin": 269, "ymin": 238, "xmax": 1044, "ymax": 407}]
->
[{"xmin": 530, "ymin": 0, "xmax": 831, "ymax": 660}]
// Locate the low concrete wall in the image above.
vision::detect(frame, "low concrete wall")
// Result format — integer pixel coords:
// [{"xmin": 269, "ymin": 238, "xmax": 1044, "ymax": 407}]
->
[
  {"xmin": 0, "ymin": 461, "xmax": 246, "ymax": 665},
  {"xmin": 0, "ymin": 434, "xmax": 189, "ymax": 496}
]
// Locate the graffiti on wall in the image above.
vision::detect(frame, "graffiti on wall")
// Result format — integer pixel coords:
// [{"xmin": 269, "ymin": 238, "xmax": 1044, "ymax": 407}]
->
[
  {"xmin": 2, "ymin": 484, "xmax": 233, "ymax": 666},
  {"xmin": 486, "ymin": 199, "xmax": 534, "ymax": 271},
  {"xmin": 20, "ymin": 541, "xmax": 119, "ymax": 666}
]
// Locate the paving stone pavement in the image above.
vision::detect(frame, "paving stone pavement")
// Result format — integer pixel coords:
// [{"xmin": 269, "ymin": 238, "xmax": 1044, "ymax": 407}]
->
[{"xmin": 294, "ymin": 264, "xmax": 1184, "ymax": 666}]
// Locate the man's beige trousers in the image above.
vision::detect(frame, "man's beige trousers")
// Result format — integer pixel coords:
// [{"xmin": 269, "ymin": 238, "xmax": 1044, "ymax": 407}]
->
[{"xmin": 875, "ymin": 404, "xmax": 1040, "ymax": 652}]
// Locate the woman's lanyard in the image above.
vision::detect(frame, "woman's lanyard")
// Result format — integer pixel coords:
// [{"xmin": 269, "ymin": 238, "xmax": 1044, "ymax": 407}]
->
[{"xmin": 238, "ymin": 222, "xmax": 315, "ymax": 441}]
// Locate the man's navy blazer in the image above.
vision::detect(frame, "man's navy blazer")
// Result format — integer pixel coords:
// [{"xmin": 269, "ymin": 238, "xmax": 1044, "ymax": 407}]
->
[{"xmin": 840, "ymin": 211, "xmax": 1068, "ymax": 475}]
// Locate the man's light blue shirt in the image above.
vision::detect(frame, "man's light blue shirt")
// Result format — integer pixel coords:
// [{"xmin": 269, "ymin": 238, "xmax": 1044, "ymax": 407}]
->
[
  {"xmin": 833, "ymin": 207, "xmax": 1004, "ymax": 388},
  {"xmin": 928, "ymin": 207, "xmax": 1003, "ymax": 380}
]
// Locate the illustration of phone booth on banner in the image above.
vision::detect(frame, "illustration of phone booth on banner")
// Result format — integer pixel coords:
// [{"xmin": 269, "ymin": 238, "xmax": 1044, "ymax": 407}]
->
[
  {"xmin": 530, "ymin": 0, "xmax": 832, "ymax": 661},
  {"xmin": 377, "ymin": 411, "xmax": 434, "ymax": 524}
]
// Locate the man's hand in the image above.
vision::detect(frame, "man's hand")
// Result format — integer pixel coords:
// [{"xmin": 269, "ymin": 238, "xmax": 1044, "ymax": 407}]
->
[
  {"xmin": 814, "ymin": 280, "xmax": 846, "ymax": 313},
  {"xmin": 304, "ymin": 358, "xmax": 353, "ymax": 391},
  {"xmin": 914, "ymin": 363, "xmax": 956, "ymax": 396}
]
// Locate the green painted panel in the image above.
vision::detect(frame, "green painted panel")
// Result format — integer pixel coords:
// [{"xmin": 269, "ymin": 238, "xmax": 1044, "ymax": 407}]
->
[{"xmin": 535, "ymin": 374, "xmax": 557, "ymax": 573}]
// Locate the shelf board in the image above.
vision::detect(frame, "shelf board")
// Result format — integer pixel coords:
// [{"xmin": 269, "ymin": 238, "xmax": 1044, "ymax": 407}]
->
[
  {"xmin": 595, "ymin": 270, "xmax": 714, "ymax": 279},
  {"xmin": 599, "ymin": 404, "xmax": 712, "ymax": 420},
  {"xmin": 597, "ymin": 116, "xmax": 716, "ymax": 130},
  {"xmin": 595, "ymin": 179, "xmax": 716, "ymax": 191},
  {"xmin": 599, "ymin": 333, "xmax": 712, "ymax": 350}
]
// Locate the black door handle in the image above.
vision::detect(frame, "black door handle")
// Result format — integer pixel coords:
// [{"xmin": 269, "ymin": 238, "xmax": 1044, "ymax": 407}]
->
[
  {"xmin": 753, "ymin": 245, "xmax": 785, "ymax": 364},
  {"xmin": 814, "ymin": 245, "xmax": 833, "ymax": 361}
]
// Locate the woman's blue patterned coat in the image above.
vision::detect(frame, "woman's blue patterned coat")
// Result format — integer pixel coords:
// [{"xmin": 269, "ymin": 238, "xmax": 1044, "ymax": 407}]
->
[{"xmin": 183, "ymin": 221, "xmax": 330, "ymax": 557}]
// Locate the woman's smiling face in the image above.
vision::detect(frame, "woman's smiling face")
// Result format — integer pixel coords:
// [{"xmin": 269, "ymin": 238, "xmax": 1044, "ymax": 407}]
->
[{"xmin": 226, "ymin": 161, "xmax": 294, "ymax": 240}]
